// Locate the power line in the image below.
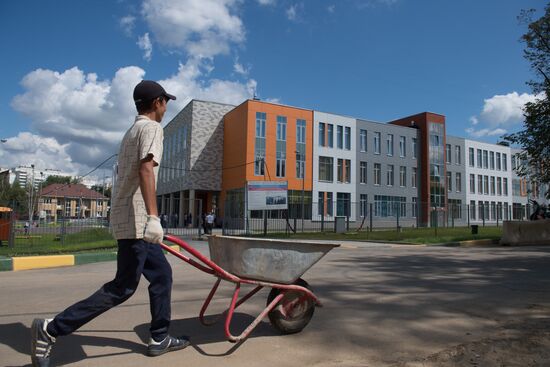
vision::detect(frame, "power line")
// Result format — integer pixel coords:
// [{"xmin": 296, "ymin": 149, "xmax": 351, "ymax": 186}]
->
[{"xmin": 159, "ymin": 160, "xmax": 256, "ymax": 172}]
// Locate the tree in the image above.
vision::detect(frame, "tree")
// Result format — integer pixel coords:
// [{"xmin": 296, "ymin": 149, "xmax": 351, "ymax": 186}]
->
[
  {"xmin": 504, "ymin": 4, "xmax": 550, "ymax": 196},
  {"xmin": 42, "ymin": 175, "xmax": 72, "ymax": 187}
]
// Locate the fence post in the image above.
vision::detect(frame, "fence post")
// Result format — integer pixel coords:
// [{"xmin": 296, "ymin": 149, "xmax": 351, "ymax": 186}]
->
[
  {"xmin": 433, "ymin": 208, "xmax": 438, "ymax": 236},
  {"xmin": 369, "ymin": 203, "xmax": 373, "ymax": 232},
  {"xmin": 451, "ymin": 204, "xmax": 455, "ymax": 228},
  {"xmin": 263, "ymin": 210, "xmax": 267, "ymax": 236},
  {"xmin": 467, "ymin": 204, "xmax": 470, "ymax": 227},
  {"xmin": 61, "ymin": 200, "xmax": 66, "ymax": 246},
  {"xmin": 496, "ymin": 203, "xmax": 500, "ymax": 227},
  {"xmin": 396, "ymin": 202, "xmax": 400, "ymax": 232},
  {"xmin": 482, "ymin": 203, "xmax": 485, "ymax": 227},
  {"xmin": 198, "ymin": 199, "xmax": 203, "ymax": 238},
  {"xmin": 8, "ymin": 205, "xmax": 15, "ymax": 248},
  {"xmin": 321, "ymin": 211, "xmax": 324, "ymax": 232},
  {"xmin": 346, "ymin": 214, "xmax": 350, "ymax": 232}
]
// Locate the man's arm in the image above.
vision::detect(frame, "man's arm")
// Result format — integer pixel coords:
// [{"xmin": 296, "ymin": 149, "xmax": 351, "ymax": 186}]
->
[{"xmin": 139, "ymin": 155, "xmax": 158, "ymax": 216}]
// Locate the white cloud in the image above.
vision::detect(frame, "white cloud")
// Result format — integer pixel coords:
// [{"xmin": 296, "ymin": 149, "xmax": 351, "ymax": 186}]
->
[
  {"xmin": 141, "ymin": 0, "xmax": 245, "ymax": 59},
  {"xmin": 233, "ymin": 57, "xmax": 249, "ymax": 76},
  {"xmin": 479, "ymin": 92, "xmax": 538, "ymax": 127},
  {"xmin": 286, "ymin": 4, "xmax": 298, "ymax": 21},
  {"xmin": 137, "ymin": 33, "xmax": 153, "ymax": 61},
  {"xmin": 7, "ymin": 63, "xmax": 256, "ymax": 174},
  {"xmin": 120, "ymin": 15, "xmax": 136, "ymax": 36},
  {"xmin": 469, "ymin": 116, "xmax": 479, "ymax": 125},
  {"xmin": 327, "ymin": 5, "xmax": 336, "ymax": 13},
  {"xmin": 257, "ymin": 0, "xmax": 275, "ymax": 5},
  {"xmin": 465, "ymin": 127, "xmax": 507, "ymax": 139}
]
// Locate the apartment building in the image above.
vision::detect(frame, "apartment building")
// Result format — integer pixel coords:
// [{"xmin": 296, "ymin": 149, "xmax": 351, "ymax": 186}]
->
[
  {"xmin": 446, "ymin": 136, "xmax": 467, "ymax": 224},
  {"xmin": 38, "ymin": 183, "xmax": 109, "ymax": 221}
]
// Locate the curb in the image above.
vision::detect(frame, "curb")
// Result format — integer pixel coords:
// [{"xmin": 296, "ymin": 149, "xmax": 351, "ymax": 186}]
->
[
  {"xmin": 435, "ymin": 239, "xmax": 500, "ymax": 247},
  {"xmin": 0, "ymin": 245, "xmax": 180, "ymax": 272}
]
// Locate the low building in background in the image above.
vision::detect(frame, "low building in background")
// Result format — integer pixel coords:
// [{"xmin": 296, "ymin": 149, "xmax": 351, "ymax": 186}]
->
[{"xmin": 38, "ymin": 183, "xmax": 109, "ymax": 221}]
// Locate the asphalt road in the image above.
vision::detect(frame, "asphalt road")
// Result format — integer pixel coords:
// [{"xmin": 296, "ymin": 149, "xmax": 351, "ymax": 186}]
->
[{"xmin": 1, "ymin": 240, "xmax": 550, "ymax": 367}]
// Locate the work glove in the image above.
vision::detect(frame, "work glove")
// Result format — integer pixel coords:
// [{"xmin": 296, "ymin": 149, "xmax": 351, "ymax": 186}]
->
[{"xmin": 143, "ymin": 215, "xmax": 164, "ymax": 244}]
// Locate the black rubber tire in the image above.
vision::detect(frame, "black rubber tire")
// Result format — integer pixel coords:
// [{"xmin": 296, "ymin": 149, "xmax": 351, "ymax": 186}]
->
[{"xmin": 267, "ymin": 278, "xmax": 315, "ymax": 334}]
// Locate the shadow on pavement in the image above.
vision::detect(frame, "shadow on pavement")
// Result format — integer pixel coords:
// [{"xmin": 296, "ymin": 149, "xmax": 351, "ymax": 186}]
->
[{"xmin": 135, "ymin": 312, "xmax": 277, "ymax": 356}]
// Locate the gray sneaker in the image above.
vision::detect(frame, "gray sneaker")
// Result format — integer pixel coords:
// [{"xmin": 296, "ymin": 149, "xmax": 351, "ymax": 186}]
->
[
  {"xmin": 147, "ymin": 335, "xmax": 190, "ymax": 356},
  {"xmin": 31, "ymin": 318, "xmax": 56, "ymax": 367}
]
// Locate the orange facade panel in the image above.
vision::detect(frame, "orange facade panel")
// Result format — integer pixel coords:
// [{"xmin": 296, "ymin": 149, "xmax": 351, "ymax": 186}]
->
[{"xmin": 222, "ymin": 100, "xmax": 313, "ymax": 193}]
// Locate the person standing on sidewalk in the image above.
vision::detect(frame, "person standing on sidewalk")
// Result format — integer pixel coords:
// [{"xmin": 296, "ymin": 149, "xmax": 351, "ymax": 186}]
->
[{"xmin": 30, "ymin": 80, "xmax": 189, "ymax": 367}]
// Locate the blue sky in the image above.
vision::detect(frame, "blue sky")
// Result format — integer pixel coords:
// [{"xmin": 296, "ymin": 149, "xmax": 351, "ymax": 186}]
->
[{"xmin": 0, "ymin": 0, "xmax": 545, "ymax": 176}]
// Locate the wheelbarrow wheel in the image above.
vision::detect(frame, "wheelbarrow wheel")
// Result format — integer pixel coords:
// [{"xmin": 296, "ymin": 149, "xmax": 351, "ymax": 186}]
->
[{"xmin": 267, "ymin": 278, "xmax": 315, "ymax": 334}]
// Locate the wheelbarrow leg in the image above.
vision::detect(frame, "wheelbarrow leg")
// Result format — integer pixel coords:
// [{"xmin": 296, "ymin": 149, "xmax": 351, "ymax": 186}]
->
[{"xmin": 225, "ymin": 283, "xmax": 285, "ymax": 343}]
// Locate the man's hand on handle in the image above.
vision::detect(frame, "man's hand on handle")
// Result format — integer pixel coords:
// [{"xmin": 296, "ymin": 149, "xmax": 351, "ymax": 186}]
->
[{"xmin": 144, "ymin": 215, "xmax": 164, "ymax": 244}]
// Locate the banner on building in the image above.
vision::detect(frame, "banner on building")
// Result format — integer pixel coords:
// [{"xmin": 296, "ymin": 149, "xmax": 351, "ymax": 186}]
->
[{"xmin": 247, "ymin": 181, "xmax": 288, "ymax": 210}]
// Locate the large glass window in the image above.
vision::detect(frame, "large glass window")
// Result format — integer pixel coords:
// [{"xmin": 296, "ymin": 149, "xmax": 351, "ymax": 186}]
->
[
  {"xmin": 455, "ymin": 146, "xmax": 461, "ymax": 165},
  {"xmin": 447, "ymin": 172, "xmax": 452, "ymax": 192},
  {"xmin": 429, "ymin": 122, "xmax": 445, "ymax": 208},
  {"xmin": 503, "ymin": 153, "xmax": 508, "ymax": 171},
  {"xmin": 319, "ymin": 122, "xmax": 325, "ymax": 147},
  {"xmin": 496, "ymin": 152, "xmax": 501, "ymax": 170},
  {"xmin": 336, "ymin": 192, "xmax": 351, "ymax": 216},
  {"xmin": 484, "ymin": 175, "xmax": 489, "ymax": 195},
  {"xmin": 360, "ymin": 194, "xmax": 368, "ymax": 217},
  {"xmin": 374, "ymin": 132, "xmax": 381, "ymax": 154},
  {"xmin": 490, "ymin": 176, "xmax": 495, "ymax": 195},
  {"xmin": 470, "ymin": 174, "xmax": 475, "ymax": 193},
  {"xmin": 387, "ymin": 134, "xmax": 394, "ymax": 156},
  {"xmin": 477, "ymin": 149, "xmax": 482, "ymax": 168},
  {"xmin": 446, "ymin": 144, "xmax": 451, "ymax": 164},
  {"xmin": 276, "ymin": 116, "xmax": 287, "ymax": 177},
  {"xmin": 374, "ymin": 195, "xmax": 406, "ymax": 217},
  {"xmin": 254, "ymin": 112, "xmax": 266, "ymax": 175},
  {"xmin": 374, "ymin": 163, "xmax": 381, "ymax": 185},
  {"xmin": 387, "ymin": 164, "xmax": 394, "ymax": 186},
  {"xmin": 296, "ymin": 119, "xmax": 306, "ymax": 179},
  {"xmin": 412, "ymin": 167, "xmax": 417, "ymax": 188},
  {"xmin": 497, "ymin": 177, "xmax": 502, "ymax": 195},
  {"xmin": 337, "ymin": 159, "xmax": 351, "ymax": 183},
  {"xmin": 360, "ymin": 161, "xmax": 367, "ymax": 184},
  {"xmin": 360, "ymin": 129, "xmax": 367, "ymax": 152},
  {"xmin": 337, "ymin": 125, "xmax": 343, "ymax": 149},
  {"xmin": 319, "ymin": 156, "xmax": 333, "ymax": 182},
  {"xmin": 478, "ymin": 175, "xmax": 483, "ymax": 194},
  {"xmin": 469, "ymin": 147, "xmax": 474, "ymax": 167},
  {"xmin": 483, "ymin": 150, "xmax": 488, "ymax": 169},
  {"xmin": 456, "ymin": 172, "xmax": 461, "ymax": 192},
  {"xmin": 400, "ymin": 166, "xmax": 406, "ymax": 187},
  {"xmin": 344, "ymin": 126, "xmax": 351, "ymax": 150},
  {"xmin": 318, "ymin": 192, "xmax": 333, "ymax": 217},
  {"xmin": 412, "ymin": 138, "xmax": 417, "ymax": 159},
  {"xmin": 399, "ymin": 136, "xmax": 406, "ymax": 157},
  {"xmin": 327, "ymin": 124, "xmax": 333, "ymax": 148},
  {"xmin": 490, "ymin": 151, "xmax": 495, "ymax": 170},
  {"xmin": 503, "ymin": 178, "xmax": 508, "ymax": 195}
]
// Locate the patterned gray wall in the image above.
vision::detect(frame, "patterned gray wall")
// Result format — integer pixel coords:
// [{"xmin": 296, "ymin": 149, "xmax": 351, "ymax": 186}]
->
[{"xmin": 157, "ymin": 100, "xmax": 235, "ymax": 195}]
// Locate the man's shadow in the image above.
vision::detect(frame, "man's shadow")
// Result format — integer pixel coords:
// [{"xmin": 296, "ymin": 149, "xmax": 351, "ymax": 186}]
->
[{"xmin": 0, "ymin": 313, "xmax": 276, "ymax": 366}]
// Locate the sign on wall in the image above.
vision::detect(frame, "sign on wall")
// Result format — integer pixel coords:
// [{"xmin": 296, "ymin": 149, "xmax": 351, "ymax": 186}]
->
[{"xmin": 247, "ymin": 181, "xmax": 288, "ymax": 210}]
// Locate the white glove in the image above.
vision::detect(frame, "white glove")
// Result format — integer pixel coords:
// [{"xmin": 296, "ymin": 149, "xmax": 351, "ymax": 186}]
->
[{"xmin": 143, "ymin": 215, "xmax": 164, "ymax": 244}]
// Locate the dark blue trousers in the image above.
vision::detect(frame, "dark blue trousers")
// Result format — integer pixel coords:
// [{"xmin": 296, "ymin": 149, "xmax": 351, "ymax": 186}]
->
[{"xmin": 47, "ymin": 239, "xmax": 173, "ymax": 342}]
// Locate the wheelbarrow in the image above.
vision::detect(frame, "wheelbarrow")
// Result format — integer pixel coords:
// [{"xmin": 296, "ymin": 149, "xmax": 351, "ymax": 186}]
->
[{"xmin": 160, "ymin": 234, "xmax": 340, "ymax": 343}]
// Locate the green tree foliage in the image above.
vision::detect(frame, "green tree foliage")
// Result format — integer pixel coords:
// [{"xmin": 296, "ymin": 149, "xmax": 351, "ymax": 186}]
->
[
  {"xmin": 0, "ymin": 181, "xmax": 28, "ymax": 214},
  {"xmin": 42, "ymin": 175, "xmax": 72, "ymax": 187},
  {"xmin": 504, "ymin": 4, "xmax": 550, "ymax": 196}
]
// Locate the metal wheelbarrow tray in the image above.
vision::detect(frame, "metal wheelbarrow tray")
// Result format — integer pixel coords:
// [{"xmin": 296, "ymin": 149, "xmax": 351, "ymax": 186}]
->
[{"xmin": 160, "ymin": 234, "xmax": 340, "ymax": 343}]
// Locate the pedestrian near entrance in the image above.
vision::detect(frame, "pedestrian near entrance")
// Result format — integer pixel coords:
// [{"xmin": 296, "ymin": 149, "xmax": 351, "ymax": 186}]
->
[
  {"xmin": 206, "ymin": 212, "xmax": 215, "ymax": 234},
  {"xmin": 30, "ymin": 80, "xmax": 189, "ymax": 367}
]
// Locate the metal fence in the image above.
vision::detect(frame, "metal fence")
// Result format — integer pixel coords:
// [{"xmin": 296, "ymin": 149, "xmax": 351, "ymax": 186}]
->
[{"xmin": 222, "ymin": 201, "xmax": 535, "ymax": 236}]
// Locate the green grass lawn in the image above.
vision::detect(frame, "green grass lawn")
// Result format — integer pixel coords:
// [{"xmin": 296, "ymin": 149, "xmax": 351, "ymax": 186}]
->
[
  {"xmin": 0, "ymin": 228, "xmax": 117, "ymax": 257},
  {"xmin": 252, "ymin": 226, "xmax": 502, "ymax": 244}
]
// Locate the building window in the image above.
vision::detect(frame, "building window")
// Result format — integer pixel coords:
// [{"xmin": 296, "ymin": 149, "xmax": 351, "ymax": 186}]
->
[
  {"xmin": 490, "ymin": 151, "xmax": 495, "ymax": 170},
  {"xmin": 399, "ymin": 136, "xmax": 406, "ymax": 157},
  {"xmin": 387, "ymin": 134, "xmax": 394, "ymax": 156},
  {"xmin": 469, "ymin": 147, "xmax": 474, "ymax": 167},
  {"xmin": 374, "ymin": 195, "xmax": 406, "ymax": 217},
  {"xmin": 477, "ymin": 149, "xmax": 482, "ymax": 168},
  {"xmin": 412, "ymin": 138, "xmax": 417, "ymax": 159},
  {"xmin": 483, "ymin": 150, "xmax": 488, "ymax": 169},
  {"xmin": 360, "ymin": 194, "xmax": 368, "ymax": 217},
  {"xmin": 446, "ymin": 144, "xmax": 451, "ymax": 164},
  {"xmin": 470, "ymin": 174, "xmax": 475, "ymax": 193},
  {"xmin": 327, "ymin": 124, "xmax": 334, "ymax": 148},
  {"xmin": 456, "ymin": 172, "xmax": 461, "ymax": 192},
  {"xmin": 318, "ymin": 191, "xmax": 334, "ymax": 217},
  {"xmin": 503, "ymin": 178, "xmax": 508, "ymax": 196},
  {"xmin": 336, "ymin": 192, "xmax": 351, "ymax": 217},
  {"xmin": 319, "ymin": 156, "xmax": 333, "ymax": 182},
  {"xmin": 484, "ymin": 175, "xmax": 489, "ymax": 195},
  {"xmin": 374, "ymin": 132, "xmax": 381, "ymax": 154},
  {"xmin": 503, "ymin": 153, "xmax": 508, "ymax": 171},
  {"xmin": 478, "ymin": 175, "xmax": 483, "ymax": 194},
  {"xmin": 276, "ymin": 116, "xmax": 287, "ymax": 177},
  {"xmin": 319, "ymin": 122, "xmax": 325, "ymax": 147},
  {"xmin": 470, "ymin": 200, "xmax": 476, "ymax": 220},
  {"xmin": 412, "ymin": 197, "xmax": 418, "ymax": 217},
  {"xmin": 360, "ymin": 161, "xmax": 367, "ymax": 184},
  {"xmin": 497, "ymin": 177, "xmax": 502, "ymax": 195},
  {"xmin": 344, "ymin": 126, "xmax": 351, "ymax": 150},
  {"xmin": 400, "ymin": 166, "xmax": 406, "ymax": 187},
  {"xmin": 254, "ymin": 112, "xmax": 266, "ymax": 176},
  {"xmin": 360, "ymin": 129, "xmax": 367, "ymax": 152},
  {"xmin": 374, "ymin": 163, "xmax": 381, "ymax": 185},
  {"xmin": 490, "ymin": 176, "xmax": 495, "ymax": 195},
  {"xmin": 387, "ymin": 164, "xmax": 394, "ymax": 186},
  {"xmin": 296, "ymin": 119, "xmax": 306, "ymax": 179},
  {"xmin": 337, "ymin": 125, "xmax": 343, "ymax": 149},
  {"xmin": 447, "ymin": 172, "xmax": 452, "ymax": 192},
  {"xmin": 455, "ymin": 146, "xmax": 461, "ymax": 165},
  {"xmin": 412, "ymin": 167, "xmax": 417, "ymax": 188},
  {"xmin": 337, "ymin": 159, "xmax": 351, "ymax": 183},
  {"xmin": 496, "ymin": 152, "xmax": 501, "ymax": 170}
]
